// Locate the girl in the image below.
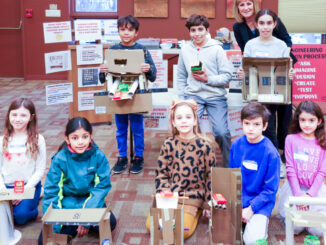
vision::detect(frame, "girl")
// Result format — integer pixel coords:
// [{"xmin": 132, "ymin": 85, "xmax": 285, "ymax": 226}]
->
[
  {"xmin": 145, "ymin": 99, "xmax": 216, "ymax": 239},
  {"xmin": 38, "ymin": 117, "xmax": 116, "ymax": 244},
  {"xmin": 278, "ymin": 101, "xmax": 326, "ymax": 237},
  {"xmin": 0, "ymin": 98, "xmax": 46, "ymax": 225},
  {"xmin": 237, "ymin": 9, "xmax": 296, "ymax": 178}
]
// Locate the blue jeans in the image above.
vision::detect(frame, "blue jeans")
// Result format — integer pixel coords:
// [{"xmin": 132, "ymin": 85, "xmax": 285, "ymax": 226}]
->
[
  {"xmin": 115, "ymin": 113, "xmax": 144, "ymax": 157},
  {"xmin": 6, "ymin": 181, "xmax": 41, "ymax": 225},
  {"xmin": 185, "ymin": 95, "xmax": 231, "ymax": 168}
]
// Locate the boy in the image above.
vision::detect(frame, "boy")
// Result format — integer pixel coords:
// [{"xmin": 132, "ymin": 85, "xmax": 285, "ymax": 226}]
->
[
  {"xmin": 177, "ymin": 14, "xmax": 232, "ymax": 168},
  {"xmin": 229, "ymin": 102, "xmax": 280, "ymax": 244},
  {"xmin": 100, "ymin": 15, "xmax": 156, "ymax": 174}
]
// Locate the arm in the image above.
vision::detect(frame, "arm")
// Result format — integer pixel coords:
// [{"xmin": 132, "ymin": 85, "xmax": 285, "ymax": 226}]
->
[
  {"xmin": 285, "ymin": 136, "xmax": 303, "ymax": 196},
  {"xmin": 229, "ymin": 142, "xmax": 240, "ymax": 168},
  {"xmin": 307, "ymin": 150, "xmax": 326, "ymax": 197},
  {"xmin": 143, "ymin": 49, "xmax": 157, "ymax": 82},
  {"xmin": 0, "ymin": 142, "xmax": 7, "ymax": 191},
  {"xmin": 250, "ymin": 154, "xmax": 280, "ymax": 213},
  {"xmin": 83, "ymin": 151, "xmax": 112, "ymax": 209},
  {"xmin": 206, "ymin": 47, "xmax": 232, "ymax": 87},
  {"xmin": 274, "ymin": 17, "xmax": 292, "ymax": 48},
  {"xmin": 233, "ymin": 23, "xmax": 245, "ymax": 53},
  {"xmin": 25, "ymin": 135, "xmax": 46, "ymax": 189},
  {"xmin": 204, "ymin": 142, "xmax": 216, "ymax": 206},
  {"xmin": 155, "ymin": 140, "xmax": 172, "ymax": 192},
  {"xmin": 176, "ymin": 51, "xmax": 188, "ymax": 99}
]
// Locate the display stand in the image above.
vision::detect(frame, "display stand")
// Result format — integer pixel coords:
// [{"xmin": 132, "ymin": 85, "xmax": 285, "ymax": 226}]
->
[{"xmin": 68, "ymin": 43, "xmax": 112, "ymax": 124}]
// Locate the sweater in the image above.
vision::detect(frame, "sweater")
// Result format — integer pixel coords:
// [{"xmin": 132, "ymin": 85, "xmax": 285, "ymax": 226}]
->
[
  {"xmin": 244, "ymin": 37, "xmax": 289, "ymax": 58},
  {"xmin": 177, "ymin": 39, "xmax": 232, "ymax": 99},
  {"xmin": 0, "ymin": 134, "xmax": 46, "ymax": 190},
  {"xmin": 229, "ymin": 135, "xmax": 280, "ymax": 217},
  {"xmin": 285, "ymin": 133, "xmax": 326, "ymax": 197},
  {"xmin": 155, "ymin": 135, "xmax": 216, "ymax": 209}
]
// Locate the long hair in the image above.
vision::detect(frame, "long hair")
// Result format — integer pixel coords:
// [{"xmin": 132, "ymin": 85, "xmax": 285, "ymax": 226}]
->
[
  {"xmin": 3, "ymin": 98, "xmax": 39, "ymax": 160},
  {"xmin": 290, "ymin": 101, "xmax": 326, "ymax": 149},
  {"xmin": 233, "ymin": 0, "xmax": 260, "ymax": 23},
  {"xmin": 58, "ymin": 117, "xmax": 93, "ymax": 151}
]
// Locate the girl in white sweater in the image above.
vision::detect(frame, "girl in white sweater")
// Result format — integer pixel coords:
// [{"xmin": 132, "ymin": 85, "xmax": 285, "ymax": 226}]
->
[{"xmin": 0, "ymin": 98, "xmax": 46, "ymax": 225}]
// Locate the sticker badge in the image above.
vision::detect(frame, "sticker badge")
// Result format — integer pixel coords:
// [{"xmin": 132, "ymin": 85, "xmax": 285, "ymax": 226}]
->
[
  {"xmin": 242, "ymin": 160, "xmax": 258, "ymax": 171},
  {"xmin": 293, "ymin": 151, "xmax": 309, "ymax": 162}
]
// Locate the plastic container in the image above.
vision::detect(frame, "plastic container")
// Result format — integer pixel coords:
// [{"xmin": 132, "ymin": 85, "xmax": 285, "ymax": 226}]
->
[
  {"xmin": 101, "ymin": 238, "xmax": 112, "ymax": 245},
  {"xmin": 304, "ymin": 235, "xmax": 320, "ymax": 245},
  {"xmin": 255, "ymin": 238, "xmax": 268, "ymax": 245}
]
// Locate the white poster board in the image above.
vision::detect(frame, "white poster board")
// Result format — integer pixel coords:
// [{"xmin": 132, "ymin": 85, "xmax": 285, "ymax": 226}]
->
[
  {"xmin": 103, "ymin": 19, "xmax": 120, "ymax": 41},
  {"xmin": 78, "ymin": 90, "xmax": 103, "ymax": 111},
  {"xmin": 144, "ymin": 105, "xmax": 169, "ymax": 130},
  {"xmin": 74, "ymin": 20, "xmax": 102, "ymax": 41},
  {"xmin": 45, "ymin": 83, "xmax": 73, "ymax": 105},
  {"xmin": 43, "ymin": 21, "xmax": 72, "ymax": 44},
  {"xmin": 148, "ymin": 50, "xmax": 168, "ymax": 90},
  {"xmin": 44, "ymin": 50, "xmax": 72, "ymax": 74},
  {"xmin": 76, "ymin": 44, "xmax": 103, "ymax": 65}
]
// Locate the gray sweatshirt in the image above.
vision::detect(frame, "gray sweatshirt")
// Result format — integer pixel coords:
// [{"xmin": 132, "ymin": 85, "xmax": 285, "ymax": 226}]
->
[{"xmin": 177, "ymin": 39, "xmax": 232, "ymax": 99}]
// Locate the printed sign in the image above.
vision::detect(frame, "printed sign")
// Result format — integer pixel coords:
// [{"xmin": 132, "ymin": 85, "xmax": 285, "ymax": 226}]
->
[
  {"xmin": 46, "ymin": 83, "xmax": 73, "ymax": 105},
  {"xmin": 76, "ymin": 44, "xmax": 103, "ymax": 65},
  {"xmin": 43, "ymin": 21, "xmax": 72, "ymax": 43}
]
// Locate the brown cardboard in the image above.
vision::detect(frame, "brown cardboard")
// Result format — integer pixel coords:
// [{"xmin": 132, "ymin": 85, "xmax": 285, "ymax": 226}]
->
[
  {"xmin": 0, "ymin": 187, "xmax": 35, "ymax": 201},
  {"xmin": 105, "ymin": 49, "xmax": 144, "ymax": 76},
  {"xmin": 210, "ymin": 167, "xmax": 242, "ymax": 245},
  {"xmin": 242, "ymin": 57, "xmax": 291, "ymax": 104},
  {"xmin": 42, "ymin": 204, "xmax": 112, "ymax": 245},
  {"xmin": 94, "ymin": 92, "xmax": 152, "ymax": 114},
  {"xmin": 150, "ymin": 198, "xmax": 184, "ymax": 245}
]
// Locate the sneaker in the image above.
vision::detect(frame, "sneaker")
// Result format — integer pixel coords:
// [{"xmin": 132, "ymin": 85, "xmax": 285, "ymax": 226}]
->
[
  {"xmin": 130, "ymin": 156, "xmax": 144, "ymax": 174},
  {"xmin": 112, "ymin": 157, "xmax": 128, "ymax": 174}
]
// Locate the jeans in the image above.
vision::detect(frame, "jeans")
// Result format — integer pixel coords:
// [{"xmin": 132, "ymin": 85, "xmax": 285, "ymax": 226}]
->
[
  {"xmin": 263, "ymin": 104, "xmax": 292, "ymax": 150},
  {"xmin": 6, "ymin": 181, "xmax": 41, "ymax": 225},
  {"xmin": 115, "ymin": 113, "xmax": 144, "ymax": 157},
  {"xmin": 185, "ymin": 95, "xmax": 231, "ymax": 168}
]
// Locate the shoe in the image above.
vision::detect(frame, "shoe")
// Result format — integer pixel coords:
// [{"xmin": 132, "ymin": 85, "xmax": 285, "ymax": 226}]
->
[
  {"xmin": 130, "ymin": 156, "xmax": 144, "ymax": 174},
  {"xmin": 112, "ymin": 157, "xmax": 128, "ymax": 174},
  {"xmin": 280, "ymin": 162, "xmax": 286, "ymax": 179}
]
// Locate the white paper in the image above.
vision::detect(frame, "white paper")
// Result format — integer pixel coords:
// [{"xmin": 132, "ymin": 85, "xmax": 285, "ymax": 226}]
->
[
  {"xmin": 74, "ymin": 19, "xmax": 102, "ymax": 41},
  {"xmin": 78, "ymin": 90, "xmax": 103, "ymax": 111},
  {"xmin": 144, "ymin": 105, "xmax": 169, "ymax": 130},
  {"xmin": 109, "ymin": 79, "xmax": 120, "ymax": 97},
  {"xmin": 43, "ymin": 21, "xmax": 72, "ymax": 43},
  {"xmin": 148, "ymin": 50, "xmax": 168, "ymax": 90},
  {"xmin": 156, "ymin": 192, "xmax": 179, "ymax": 209},
  {"xmin": 127, "ymin": 80, "xmax": 139, "ymax": 97},
  {"xmin": 46, "ymin": 83, "xmax": 73, "ymax": 105},
  {"xmin": 77, "ymin": 67, "xmax": 102, "ymax": 87},
  {"xmin": 44, "ymin": 50, "xmax": 72, "ymax": 74},
  {"xmin": 76, "ymin": 44, "xmax": 103, "ymax": 65},
  {"xmin": 103, "ymin": 19, "xmax": 120, "ymax": 41}
]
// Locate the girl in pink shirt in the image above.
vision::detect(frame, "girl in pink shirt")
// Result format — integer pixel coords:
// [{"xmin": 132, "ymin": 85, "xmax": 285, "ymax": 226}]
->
[{"xmin": 278, "ymin": 101, "xmax": 326, "ymax": 237}]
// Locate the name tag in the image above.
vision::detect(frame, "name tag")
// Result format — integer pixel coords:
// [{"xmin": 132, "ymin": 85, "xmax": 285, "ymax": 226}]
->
[
  {"xmin": 8, "ymin": 144, "xmax": 26, "ymax": 154},
  {"xmin": 293, "ymin": 151, "xmax": 309, "ymax": 162},
  {"xmin": 243, "ymin": 160, "xmax": 258, "ymax": 171},
  {"xmin": 255, "ymin": 51, "xmax": 270, "ymax": 57}
]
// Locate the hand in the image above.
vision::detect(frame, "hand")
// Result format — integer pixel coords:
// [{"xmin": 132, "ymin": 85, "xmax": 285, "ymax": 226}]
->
[
  {"xmin": 289, "ymin": 68, "xmax": 296, "ymax": 80},
  {"xmin": 192, "ymin": 68, "xmax": 208, "ymax": 82},
  {"xmin": 237, "ymin": 67, "xmax": 245, "ymax": 80},
  {"xmin": 99, "ymin": 63, "xmax": 109, "ymax": 73},
  {"xmin": 76, "ymin": 225, "xmax": 89, "ymax": 237},
  {"xmin": 12, "ymin": 200, "xmax": 22, "ymax": 206},
  {"xmin": 242, "ymin": 206, "xmax": 254, "ymax": 223},
  {"xmin": 141, "ymin": 63, "xmax": 150, "ymax": 73},
  {"xmin": 297, "ymin": 194, "xmax": 310, "ymax": 211},
  {"xmin": 202, "ymin": 209, "xmax": 211, "ymax": 218}
]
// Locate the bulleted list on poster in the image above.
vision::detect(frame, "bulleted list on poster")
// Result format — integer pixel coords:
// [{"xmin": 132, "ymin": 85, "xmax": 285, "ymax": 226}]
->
[{"xmin": 45, "ymin": 83, "xmax": 73, "ymax": 105}]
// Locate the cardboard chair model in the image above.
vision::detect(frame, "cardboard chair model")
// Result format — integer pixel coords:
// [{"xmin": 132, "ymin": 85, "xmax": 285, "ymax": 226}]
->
[
  {"xmin": 94, "ymin": 49, "xmax": 152, "ymax": 114},
  {"xmin": 242, "ymin": 57, "xmax": 291, "ymax": 105},
  {"xmin": 42, "ymin": 203, "xmax": 112, "ymax": 245},
  {"xmin": 209, "ymin": 167, "xmax": 242, "ymax": 245},
  {"xmin": 149, "ymin": 198, "xmax": 184, "ymax": 245}
]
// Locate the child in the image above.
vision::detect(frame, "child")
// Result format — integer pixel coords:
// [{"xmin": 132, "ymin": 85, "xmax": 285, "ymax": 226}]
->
[
  {"xmin": 0, "ymin": 98, "xmax": 46, "ymax": 225},
  {"xmin": 237, "ymin": 9, "xmax": 296, "ymax": 175},
  {"xmin": 229, "ymin": 102, "xmax": 280, "ymax": 244},
  {"xmin": 145, "ymin": 99, "xmax": 216, "ymax": 239},
  {"xmin": 177, "ymin": 14, "xmax": 232, "ymax": 168},
  {"xmin": 99, "ymin": 15, "xmax": 157, "ymax": 174},
  {"xmin": 38, "ymin": 117, "xmax": 116, "ymax": 244},
  {"xmin": 278, "ymin": 101, "xmax": 326, "ymax": 237}
]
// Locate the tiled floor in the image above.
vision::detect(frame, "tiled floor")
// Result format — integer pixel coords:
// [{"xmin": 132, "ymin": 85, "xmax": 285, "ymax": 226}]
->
[{"xmin": 0, "ymin": 78, "xmax": 318, "ymax": 244}]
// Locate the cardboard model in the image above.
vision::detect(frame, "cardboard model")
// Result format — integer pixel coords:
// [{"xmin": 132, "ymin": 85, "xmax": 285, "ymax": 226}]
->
[
  {"xmin": 42, "ymin": 204, "xmax": 112, "ymax": 245},
  {"xmin": 94, "ymin": 49, "xmax": 152, "ymax": 114},
  {"xmin": 242, "ymin": 57, "xmax": 291, "ymax": 104},
  {"xmin": 209, "ymin": 167, "xmax": 242, "ymax": 245},
  {"xmin": 149, "ymin": 198, "xmax": 184, "ymax": 245}
]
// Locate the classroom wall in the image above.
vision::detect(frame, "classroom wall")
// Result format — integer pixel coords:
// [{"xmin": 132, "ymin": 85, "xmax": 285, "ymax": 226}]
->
[{"xmin": 0, "ymin": 0, "xmax": 278, "ymax": 80}]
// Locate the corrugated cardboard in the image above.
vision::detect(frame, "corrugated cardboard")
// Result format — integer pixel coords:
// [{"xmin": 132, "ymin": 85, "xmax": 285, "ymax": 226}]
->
[
  {"xmin": 242, "ymin": 57, "xmax": 291, "ymax": 104},
  {"xmin": 105, "ymin": 49, "xmax": 144, "ymax": 76},
  {"xmin": 42, "ymin": 204, "xmax": 112, "ymax": 245},
  {"xmin": 94, "ymin": 92, "xmax": 152, "ymax": 114},
  {"xmin": 0, "ymin": 187, "xmax": 35, "ymax": 201},
  {"xmin": 150, "ymin": 198, "xmax": 184, "ymax": 245},
  {"xmin": 210, "ymin": 167, "xmax": 242, "ymax": 245}
]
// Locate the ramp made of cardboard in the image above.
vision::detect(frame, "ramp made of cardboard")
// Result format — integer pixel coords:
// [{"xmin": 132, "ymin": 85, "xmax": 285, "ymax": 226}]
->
[
  {"xmin": 242, "ymin": 57, "xmax": 291, "ymax": 104},
  {"xmin": 210, "ymin": 167, "xmax": 242, "ymax": 245},
  {"xmin": 0, "ymin": 187, "xmax": 35, "ymax": 201}
]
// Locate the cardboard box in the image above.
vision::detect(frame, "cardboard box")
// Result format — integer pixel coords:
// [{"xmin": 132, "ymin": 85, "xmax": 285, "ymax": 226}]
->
[
  {"xmin": 242, "ymin": 57, "xmax": 291, "ymax": 104},
  {"xmin": 0, "ymin": 187, "xmax": 35, "ymax": 201},
  {"xmin": 209, "ymin": 167, "xmax": 242, "ymax": 245},
  {"xmin": 149, "ymin": 198, "xmax": 184, "ymax": 245},
  {"xmin": 42, "ymin": 204, "xmax": 112, "ymax": 245}
]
